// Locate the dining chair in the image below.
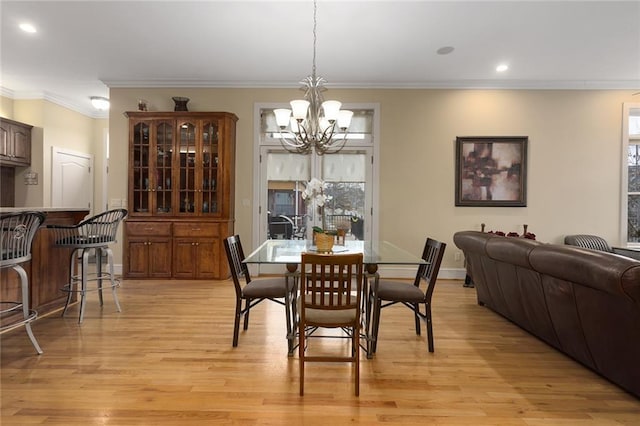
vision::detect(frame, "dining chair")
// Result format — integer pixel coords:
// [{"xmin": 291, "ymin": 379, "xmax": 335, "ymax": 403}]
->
[
  {"xmin": 0, "ymin": 211, "xmax": 46, "ymax": 354},
  {"xmin": 223, "ymin": 235, "xmax": 296, "ymax": 353},
  {"xmin": 298, "ymin": 252, "xmax": 364, "ymax": 396},
  {"xmin": 48, "ymin": 208, "xmax": 128, "ymax": 324},
  {"xmin": 370, "ymin": 237, "xmax": 446, "ymax": 354}
]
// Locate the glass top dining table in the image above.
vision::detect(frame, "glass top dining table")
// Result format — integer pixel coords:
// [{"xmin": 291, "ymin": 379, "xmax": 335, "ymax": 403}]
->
[
  {"xmin": 243, "ymin": 239, "xmax": 426, "ymax": 358},
  {"xmin": 243, "ymin": 239, "xmax": 426, "ymax": 272}
]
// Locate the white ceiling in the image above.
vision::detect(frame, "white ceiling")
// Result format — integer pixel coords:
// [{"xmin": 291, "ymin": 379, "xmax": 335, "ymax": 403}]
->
[{"xmin": 1, "ymin": 0, "xmax": 639, "ymax": 118}]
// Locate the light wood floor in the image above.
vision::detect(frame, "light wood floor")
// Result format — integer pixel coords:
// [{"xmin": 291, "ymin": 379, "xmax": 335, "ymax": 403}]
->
[{"xmin": 1, "ymin": 278, "xmax": 638, "ymax": 425}]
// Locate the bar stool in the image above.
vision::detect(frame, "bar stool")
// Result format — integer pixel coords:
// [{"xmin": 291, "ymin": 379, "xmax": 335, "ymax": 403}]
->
[
  {"xmin": 0, "ymin": 211, "xmax": 46, "ymax": 354},
  {"xmin": 48, "ymin": 209, "xmax": 128, "ymax": 323}
]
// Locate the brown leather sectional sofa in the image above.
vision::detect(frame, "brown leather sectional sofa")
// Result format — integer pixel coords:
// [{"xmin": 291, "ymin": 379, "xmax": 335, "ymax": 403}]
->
[{"xmin": 453, "ymin": 230, "xmax": 640, "ymax": 398}]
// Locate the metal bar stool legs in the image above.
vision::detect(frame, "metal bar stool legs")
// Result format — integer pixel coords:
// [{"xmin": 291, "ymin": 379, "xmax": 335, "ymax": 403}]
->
[
  {"xmin": 0, "ymin": 264, "xmax": 43, "ymax": 354},
  {"xmin": 52, "ymin": 209, "xmax": 128, "ymax": 324},
  {"xmin": 100, "ymin": 247, "xmax": 122, "ymax": 313},
  {"xmin": 62, "ymin": 246, "xmax": 121, "ymax": 324},
  {"xmin": 13, "ymin": 264, "xmax": 43, "ymax": 354},
  {"xmin": 0, "ymin": 211, "xmax": 46, "ymax": 354}
]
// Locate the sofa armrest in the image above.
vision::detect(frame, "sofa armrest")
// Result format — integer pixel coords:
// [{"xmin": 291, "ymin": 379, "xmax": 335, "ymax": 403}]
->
[{"xmin": 612, "ymin": 247, "xmax": 640, "ymax": 261}]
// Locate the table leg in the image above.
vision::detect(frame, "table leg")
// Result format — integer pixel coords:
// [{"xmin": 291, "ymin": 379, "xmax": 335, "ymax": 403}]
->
[
  {"xmin": 363, "ymin": 271, "xmax": 379, "ymax": 359},
  {"xmin": 285, "ymin": 269, "xmax": 299, "ymax": 357}
]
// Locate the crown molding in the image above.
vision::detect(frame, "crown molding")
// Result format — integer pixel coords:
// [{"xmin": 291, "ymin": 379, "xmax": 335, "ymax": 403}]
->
[
  {"xmin": 0, "ymin": 86, "xmax": 15, "ymax": 98},
  {"xmin": 0, "ymin": 87, "xmax": 107, "ymax": 119},
  {"xmin": 102, "ymin": 79, "xmax": 640, "ymax": 91}
]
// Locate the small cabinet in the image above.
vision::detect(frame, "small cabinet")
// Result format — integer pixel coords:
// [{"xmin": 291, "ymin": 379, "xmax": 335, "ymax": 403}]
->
[
  {"xmin": 0, "ymin": 118, "xmax": 32, "ymax": 166},
  {"xmin": 124, "ymin": 222, "xmax": 172, "ymax": 278},
  {"xmin": 123, "ymin": 111, "xmax": 237, "ymax": 280},
  {"xmin": 172, "ymin": 223, "xmax": 219, "ymax": 279}
]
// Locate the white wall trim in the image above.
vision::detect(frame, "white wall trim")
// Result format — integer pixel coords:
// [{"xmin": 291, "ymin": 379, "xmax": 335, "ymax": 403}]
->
[{"xmin": 374, "ymin": 266, "xmax": 466, "ymax": 280}]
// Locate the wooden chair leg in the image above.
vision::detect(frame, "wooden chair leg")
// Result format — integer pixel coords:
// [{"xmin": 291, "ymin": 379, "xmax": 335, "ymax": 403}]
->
[
  {"xmin": 414, "ymin": 303, "xmax": 421, "ymax": 336},
  {"xmin": 299, "ymin": 324, "xmax": 305, "ymax": 396},
  {"xmin": 354, "ymin": 325, "xmax": 360, "ymax": 396}
]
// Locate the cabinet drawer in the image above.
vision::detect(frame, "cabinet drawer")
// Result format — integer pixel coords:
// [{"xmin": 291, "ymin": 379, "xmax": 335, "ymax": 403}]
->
[
  {"xmin": 126, "ymin": 222, "xmax": 172, "ymax": 236},
  {"xmin": 173, "ymin": 223, "xmax": 218, "ymax": 238}
]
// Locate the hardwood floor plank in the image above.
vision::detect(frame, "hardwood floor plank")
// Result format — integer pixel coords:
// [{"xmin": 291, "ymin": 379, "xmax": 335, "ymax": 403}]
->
[{"xmin": 1, "ymin": 279, "xmax": 638, "ymax": 424}]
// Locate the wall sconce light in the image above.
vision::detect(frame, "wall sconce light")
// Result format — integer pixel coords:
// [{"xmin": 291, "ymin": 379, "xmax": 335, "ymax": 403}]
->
[{"xmin": 90, "ymin": 96, "xmax": 110, "ymax": 110}]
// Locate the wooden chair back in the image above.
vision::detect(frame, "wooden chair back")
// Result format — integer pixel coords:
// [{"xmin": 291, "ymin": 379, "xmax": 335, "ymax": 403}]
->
[{"xmin": 300, "ymin": 252, "xmax": 363, "ymax": 325}]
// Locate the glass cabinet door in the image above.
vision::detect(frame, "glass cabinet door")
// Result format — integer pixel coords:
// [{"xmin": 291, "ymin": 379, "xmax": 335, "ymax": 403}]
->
[
  {"xmin": 155, "ymin": 121, "xmax": 173, "ymax": 214},
  {"xmin": 202, "ymin": 120, "xmax": 219, "ymax": 215},
  {"xmin": 178, "ymin": 121, "xmax": 197, "ymax": 214},
  {"xmin": 131, "ymin": 121, "xmax": 150, "ymax": 213}
]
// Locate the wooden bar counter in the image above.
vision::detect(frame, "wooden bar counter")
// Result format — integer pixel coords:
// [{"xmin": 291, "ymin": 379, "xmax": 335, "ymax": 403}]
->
[{"xmin": 1, "ymin": 208, "xmax": 89, "ymax": 326}]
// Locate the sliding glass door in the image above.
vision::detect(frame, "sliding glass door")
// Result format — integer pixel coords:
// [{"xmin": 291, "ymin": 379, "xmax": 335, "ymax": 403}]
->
[
  {"xmin": 254, "ymin": 105, "xmax": 378, "ymax": 272},
  {"xmin": 259, "ymin": 147, "xmax": 372, "ymax": 240}
]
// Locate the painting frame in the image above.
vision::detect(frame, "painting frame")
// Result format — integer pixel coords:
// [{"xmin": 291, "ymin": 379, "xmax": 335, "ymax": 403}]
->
[{"xmin": 455, "ymin": 136, "xmax": 528, "ymax": 207}]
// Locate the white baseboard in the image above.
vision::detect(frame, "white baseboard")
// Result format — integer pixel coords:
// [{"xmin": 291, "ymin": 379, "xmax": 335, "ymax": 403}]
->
[{"xmin": 375, "ymin": 265, "xmax": 466, "ymax": 280}]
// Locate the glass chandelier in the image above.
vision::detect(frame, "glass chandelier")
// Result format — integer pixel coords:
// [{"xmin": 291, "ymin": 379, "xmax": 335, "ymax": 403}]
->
[{"xmin": 274, "ymin": 0, "xmax": 353, "ymax": 155}]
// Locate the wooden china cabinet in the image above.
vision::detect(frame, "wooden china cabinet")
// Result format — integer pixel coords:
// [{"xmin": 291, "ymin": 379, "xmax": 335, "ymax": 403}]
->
[{"xmin": 123, "ymin": 111, "xmax": 237, "ymax": 280}]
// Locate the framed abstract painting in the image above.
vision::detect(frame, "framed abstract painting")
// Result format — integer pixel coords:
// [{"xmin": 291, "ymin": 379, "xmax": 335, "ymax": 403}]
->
[{"xmin": 455, "ymin": 136, "xmax": 528, "ymax": 207}]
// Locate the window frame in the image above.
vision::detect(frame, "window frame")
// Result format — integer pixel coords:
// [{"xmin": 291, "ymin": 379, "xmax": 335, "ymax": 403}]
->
[
  {"xmin": 252, "ymin": 102, "xmax": 380, "ymax": 259},
  {"xmin": 621, "ymin": 102, "xmax": 640, "ymax": 247}
]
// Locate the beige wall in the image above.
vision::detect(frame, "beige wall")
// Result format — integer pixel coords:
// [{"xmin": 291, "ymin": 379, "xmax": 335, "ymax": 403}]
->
[
  {"xmin": 108, "ymin": 87, "xmax": 636, "ymax": 274},
  {"xmin": 1, "ymin": 96, "xmax": 106, "ymax": 214},
  {"xmin": 3, "ymin": 89, "xmax": 635, "ymax": 274},
  {"xmin": 0, "ymin": 95, "xmax": 14, "ymax": 118},
  {"xmin": 92, "ymin": 118, "xmax": 109, "ymax": 212}
]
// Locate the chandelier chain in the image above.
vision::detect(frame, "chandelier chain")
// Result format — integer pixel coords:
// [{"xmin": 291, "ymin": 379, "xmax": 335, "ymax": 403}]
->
[
  {"xmin": 273, "ymin": 0, "xmax": 352, "ymax": 155},
  {"xmin": 312, "ymin": 0, "xmax": 317, "ymax": 79}
]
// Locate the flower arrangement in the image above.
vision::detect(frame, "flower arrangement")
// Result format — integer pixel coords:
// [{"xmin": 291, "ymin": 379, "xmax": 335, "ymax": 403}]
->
[
  {"xmin": 485, "ymin": 223, "xmax": 536, "ymax": 240},
  {"xmin": 301, "ymin": 178, "xmax": 331, "ymax": 208},
  {"xmin": 302, "ymin": 178, "xmax": 332, "ymax": 234}
]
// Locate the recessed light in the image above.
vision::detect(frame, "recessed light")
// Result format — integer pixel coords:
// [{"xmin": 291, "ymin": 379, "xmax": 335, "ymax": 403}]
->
[
  {"xmin": 496, "ymin": 64, "xmax": 509, "ymax": 72},
  {"xmin": 19, "ymin": 23, "xmax": 37, "ymax": 33},
  {"xmin": 90, "ymin": 96, "xmax": 110, "ymax": 110},
  {"xmin": 437, "ymin": 46, "xmax": 455, "ymax": 55}
]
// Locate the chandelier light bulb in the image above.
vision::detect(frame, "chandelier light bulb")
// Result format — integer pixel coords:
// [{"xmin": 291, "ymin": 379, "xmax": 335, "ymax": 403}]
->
[
  {"xmin": 290, "ymin": 100, "xmax": 310, "ymax": 120},
  {"xmin": 337, "ymin": 110, "xmax": 354, "ymax": 129},
  {"xmin": 274, "ymin": 108, "xmax": 292, "ymax": 128},
  {"xmin": 321, "ymin": 100, "xmax": 341, "ymax": 121}
]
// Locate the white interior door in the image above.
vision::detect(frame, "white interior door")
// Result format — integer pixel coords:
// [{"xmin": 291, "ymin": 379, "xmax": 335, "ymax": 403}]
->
[{"xmin": 51, "ymin": 147, "xmax": 93, "ymax": 212}]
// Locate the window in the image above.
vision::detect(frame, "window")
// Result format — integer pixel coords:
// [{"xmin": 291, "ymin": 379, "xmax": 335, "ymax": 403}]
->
[
  {"xmin": 623, "ymin": 103, "xmax": 640, "ymax": 245},
  {"xmin": 253, "ymin": 104, "xmax": 379, "ymax": 259}
]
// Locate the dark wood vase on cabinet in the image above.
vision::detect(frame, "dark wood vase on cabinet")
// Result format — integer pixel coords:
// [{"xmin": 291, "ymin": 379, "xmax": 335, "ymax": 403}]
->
[{"xmin": 123, "ymin": 111, "xmax": 237, "ymax": 280}]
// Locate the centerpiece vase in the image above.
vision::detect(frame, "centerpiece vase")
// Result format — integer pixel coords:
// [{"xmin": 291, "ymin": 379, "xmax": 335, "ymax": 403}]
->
[{"xmin": 315, "ymin": 232, "xmax": 334, "ymax": 253}]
